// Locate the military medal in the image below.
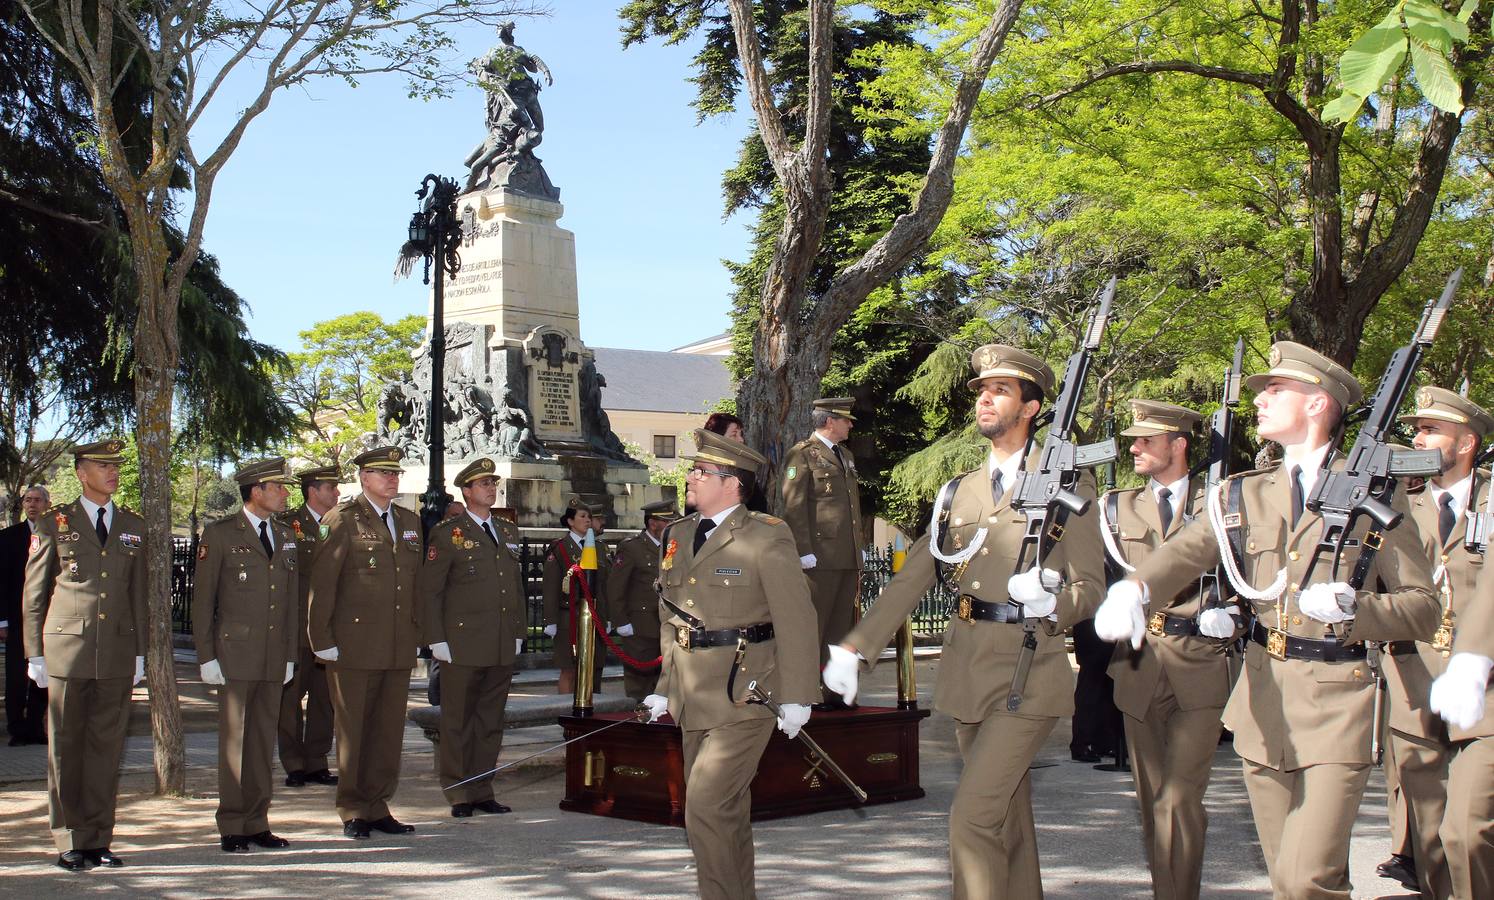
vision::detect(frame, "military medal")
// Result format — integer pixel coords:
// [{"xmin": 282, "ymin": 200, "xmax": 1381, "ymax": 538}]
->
[
  {"xmin": 464, "ymin": 540, "xmax": 475, "ymax": 549},
  {"xmin": 661, "ymin": 538, "xmax": 678, "ymax": 571},
  {"xmin": 451, "ymin": 526, "xmax": 465, "ymax": 547},
  {"xmin": 292, "ymin": 519, "xmax": 305, "ymax": 539},
  {"xmin": 368, "ymin": 556, "xmax": 377, "ymax": 568},
  {"xmin": 236, "ymin": 569, "xmax": 247, "ymax": 582}
]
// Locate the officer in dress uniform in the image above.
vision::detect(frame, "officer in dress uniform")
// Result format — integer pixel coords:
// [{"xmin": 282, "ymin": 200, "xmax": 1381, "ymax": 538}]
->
[
  {"xmin": 276, "ymin": 464, "xmax": 340, "ymax": 789},
  {"xmin": 1386, "ymin": 387, "xmax": 1494, "ymax": 898},
  {"xmin": 542, "ymin": 497, "xmax": 611, "ymax": 696},
  {"xmin": 824, "ymin": 346, "xmax": 1106, "ymax": 899},
  {"xmin": 419, "ymin": 457, "xmax": 525, "ymax": 818},
  {"xmin": 780, "ymin": 397, "xmax": 863, "ymax": 686},
  {"xmin": 1099, "ymin": 399, "xmax": 1235, "ymax": 900},
  {"xmin": 307, "ymin": 446, "xmax": 422, "ymax": 840},
  {"xmin": 640, "ymin": 429, "xmax": 819, "ymax": 900},
  {"xmin": 1097, "ymin": 342, "xmax": 1438, "ymax": 899},
  {"xmin": 610, "ymin": 498, "xmax": 678, "ymax": 699},
  {"xmin": 23, "ymin": 439, "xmax": 147, "ymax": 870},
  {"xmin": 192, "ymin": 458, "xmax": 300, "ymax": 853}
]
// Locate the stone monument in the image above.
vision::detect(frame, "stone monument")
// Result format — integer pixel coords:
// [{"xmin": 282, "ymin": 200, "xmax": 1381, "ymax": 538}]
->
[{"xmin": 379, "ymin": 24, "xmax": 670, "ymax": 528}]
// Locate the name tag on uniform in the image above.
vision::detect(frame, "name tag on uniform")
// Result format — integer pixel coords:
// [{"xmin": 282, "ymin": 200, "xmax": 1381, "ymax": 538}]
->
[{"xmin": 714, "ymin": 567, "xmax": 742, "ymax": 576}]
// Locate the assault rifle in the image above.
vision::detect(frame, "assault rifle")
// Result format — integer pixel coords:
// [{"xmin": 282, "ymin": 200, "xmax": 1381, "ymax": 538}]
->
[
  {"xmin": 1193, "ymin": 337, "xmax": 1245, "ymax": 612},
  {"xmin": 1005, "ymin": 276, "xmax": 1117, "ymax": 711},
  {"xmin": 1467, "ymin": 443, "xmax": 1494, "ymax": 555}
]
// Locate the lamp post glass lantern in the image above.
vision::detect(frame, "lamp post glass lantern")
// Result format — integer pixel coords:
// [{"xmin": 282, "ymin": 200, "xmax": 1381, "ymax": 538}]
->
[{"xmin": 408, "ymin": 174, "xmax": 463, "ymax": 536}]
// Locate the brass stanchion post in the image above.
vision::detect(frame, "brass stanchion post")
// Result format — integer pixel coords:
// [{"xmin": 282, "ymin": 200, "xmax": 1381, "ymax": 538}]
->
[
  {"xmin": 573, "ymin": 529, "xmax": 599, "ymax": 717},
  {"xmin": 891, "ymin": 534, "xmax": 918, "ymax": 709}
]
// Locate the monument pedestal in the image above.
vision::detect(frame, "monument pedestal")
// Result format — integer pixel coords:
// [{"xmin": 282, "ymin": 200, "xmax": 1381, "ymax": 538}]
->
[{"xmin": 398, "ymin": 457, "xmax": 670, "ymax": 528}]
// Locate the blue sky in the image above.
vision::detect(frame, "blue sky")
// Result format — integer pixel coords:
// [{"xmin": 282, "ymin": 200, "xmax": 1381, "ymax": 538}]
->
[{"xmin": 196, "ymin": 5, "xmax": 753, "ymax": 355}]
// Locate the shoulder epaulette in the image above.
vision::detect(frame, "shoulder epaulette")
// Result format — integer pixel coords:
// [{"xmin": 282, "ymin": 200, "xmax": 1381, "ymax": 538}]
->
[{"xmin": 750, "ymin": 512, "xmax": 784, "ymax": 526}]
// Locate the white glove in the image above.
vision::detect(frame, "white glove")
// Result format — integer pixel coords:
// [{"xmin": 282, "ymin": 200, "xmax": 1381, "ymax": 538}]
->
[
  {"xmin": 861, "ymin": 549, "xmax": 869, "ymax": 563},
  {"xmin": 542, "ymin": 624, "xmax": 557, "ymax": 638},
  {"xmin": 642, "ymin": 693, "xmax": 669, "ymax": 723},
  {"xmin": 284, "ymin": 661, "xmax": 295, "ymax": 685},
  {"xmin": 199, "ymin": 658, "xmax": 226, "ymax": 685},
  {"xmin": 800, "ymin": 554, "xmax": 818, "ymax": 570},
  {"xmin": 430, "ymin": 641, "xmax": 453, "ymax": 663},
  {"xmin": 1299, "ymin": 582, "xmax": 1354, "ymax": 624},
  {"xmin": 616, "ymin": 624, "xmax": 635, "ymax": 638},
  {"xmin": 1430, "ymin": 653, "xmax": 1493, "ymax": 731},
  {"xmin": 133, "ymin": 655, "xmax": 145, "ymax": 686},
  {"xmin": 1008, "ymin": 567, "xmax": 1060, "ymax": 618},
  {"xmin": 823, "ymin": 644, "xmax": 860, "ymax": 704},
  {"xmin": 27, "ymin": 656, "xmax": 47, "ymax": 688},
  {"xmin": 515, "ymin": 638, "xmax": 524, "ymax": 655},
  {"xmin": 1198, "ymin": 606, "xmax": 1239, "ymax": 639},
  {"xmin": 314, "ymin": 645, "xmax": 340, "ymax": 662},
  {"xmin": 1096, "ymin": 580, "xmax": 1148, "ymax": 650},
  {"xmin": 776, "ymin": 702, "xmax": 811, "ymax": 740}
]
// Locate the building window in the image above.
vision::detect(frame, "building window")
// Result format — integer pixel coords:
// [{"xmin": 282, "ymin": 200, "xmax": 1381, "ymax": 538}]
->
[{"xmin": 653, "ymin": 435, "xmax": 677, "ymax": 459}]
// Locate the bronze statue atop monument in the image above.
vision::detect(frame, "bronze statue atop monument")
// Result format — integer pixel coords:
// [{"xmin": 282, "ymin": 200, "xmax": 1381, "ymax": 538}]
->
[{"xmin": 465, "ymin": 23, "xmax": 559, "ymax": 200}]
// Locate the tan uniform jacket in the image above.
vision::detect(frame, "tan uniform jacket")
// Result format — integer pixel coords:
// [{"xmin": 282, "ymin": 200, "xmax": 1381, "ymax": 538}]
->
[
  {"xmin": 1452, "ymin": 550, "xmax": 1494, "ymax": 738},
  {"xmin": 1392, "ymin": 474, "xmax": 1494, "ymax": 740},
  {"xmin": 277, "ymin": 505, "xmax": 327, "ymax": 652},
  {"xmin": 846, "ymin": 457, "xmax": 1106, "ymax": 722},
  {"xmin": 1103, "ymin": 485, "xmax": 1234, "ymax": 717},
  {"xmin": 191, "ymin": 512, "xmax": 299, "ymax": 681},
  {"xmin": 781, "ymin": 436, "xmax": 863, "ymax": 569},
  {"xmin": 611, "ymin": 531, "xmax": 664, "ymax": 643},
  {"xmin": 23, "ymin": 501, "xmax": 148, "ymax": 678},
  {"xmin": 542, "ymin": 532, "xmax": 611, "ymax": 627},
  {"xmin": 1134, "ymin": 461, "xmax": 1439, "ymax": 768},
  {"xmin": 307, "ymin": 496, "xmax": 422, "ymax": 670},
  {"xmin": 655, "ymin": 508, "xmax": 819, "ymax": 730},
  {"xmin": 418, "ymin": 513, "xmax": 524, "ymax": 668}
]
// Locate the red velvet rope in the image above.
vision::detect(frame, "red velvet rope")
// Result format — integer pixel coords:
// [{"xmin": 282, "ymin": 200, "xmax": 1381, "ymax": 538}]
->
[{"xmin": 566, "ymin": 562, "xmax": 662, "ymax": 671}]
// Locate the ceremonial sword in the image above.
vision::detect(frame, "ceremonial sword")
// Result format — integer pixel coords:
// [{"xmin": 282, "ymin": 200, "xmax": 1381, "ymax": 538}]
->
[
  {"xmin": 745, "ymin": 681, "xmax": 869, "ymax": 803},
  {"xmin": 443, "ymin": 704, "xmax": 649, "ymax": 792}
]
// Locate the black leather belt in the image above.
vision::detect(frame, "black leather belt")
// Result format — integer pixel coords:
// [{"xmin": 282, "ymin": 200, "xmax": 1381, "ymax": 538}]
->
[
  {"xmin": 1250, "ymin": 622, "xmax": 1368, "ymax": 662},
  {"xmin": 955, "ymin": 595, "xmax": 1022, "ymax": 624},
  {"xmin": 1147, "ymin": 611, "xmax": 1201, "ymax": 637},
  {"xmin": 675, "ymin": 622, "xmax": 774, "ymax": 651}
]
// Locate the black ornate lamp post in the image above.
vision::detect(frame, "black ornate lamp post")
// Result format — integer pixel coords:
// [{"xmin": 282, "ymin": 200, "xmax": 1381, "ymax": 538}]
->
[{"xmin": 406, "ymin": 174, "xmax": 464, "ymax": 536}]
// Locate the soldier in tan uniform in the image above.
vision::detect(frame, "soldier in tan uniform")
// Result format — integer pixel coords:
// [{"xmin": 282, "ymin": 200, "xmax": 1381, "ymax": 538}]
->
[
  {"xmin": 1099, "ymin": 400, "xmax": 1234, "ymax": 900},
  {"xmin": 192, "ymin": 458, "xmax": 300, "ymax": 852},
  {"xmin": 307, "ymin": 446, "xmax": 423, "ymax": 840},
  {"xmin": 781, "ymin": 397, "xmax": 863, "ymax": 682},
  {"xmin": 824, "ymin": 346, "xmax": 1106, "ymax": 899},
  {"xmin": 276, "ymin": 464, "xmax": 340, "ymax": 788},
  {"xmin": 542, "ymin": 497, "xmax": 611, "ymax": 695},
  {"xmin": 23, "ymin": 439, "xmax": 147, "ymax": 870},
  {"xmin": 640, "ymin": 429, "xmax": 819, "ymax": 900},
  {"xmin": 1097, "ymin": 342, "xmax": 1439, "ymax": 899},
  {"xmin": 1391, "ymin": 387, "xmax": 1494, "ymax": 898},
  {"xmin": 419, "ymin": 457, "xmax": 525, "ymax": 818},
  {"xmin": 610, "ymin": 498, "xmax": 678, "ymax": 699}
]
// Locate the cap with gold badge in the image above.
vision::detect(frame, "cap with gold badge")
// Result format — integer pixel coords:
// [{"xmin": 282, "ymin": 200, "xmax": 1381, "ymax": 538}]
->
[
  {"xmin": 233, "ymin": 457, "xmax": 297, "ymax": 487},
  {"xmin": 966, "ymin": 344, "xmax": 1056, "ymax": 398},
  {"xmin": 685, "ymin": 428, "xmax": 769, "ymax": 473},
  {"xmin": 454, "ymin": 457, "xmax": 500, "ymax": 486},
  {"xmin": 812, "ymin": 397, "xmax": 857, "ymax": 421},
  {"xmin": 74, "ymin": 438, "xmax": 127, "ymax": 465},
  {"xmin": 296, "ymin": 463, "xmax": 341, "ymax": 485},
  {"xmin": 640, "ymin": 499, "xmax": 680, "ymax": 522},
  {"xmin": 1398, "ymin": 386, "xmax": 1494, "ymax": 438},
  {"xmin": 352, "ymin": 445, "xmax": 405, "ymax": 472},
  {"xmin": 1243, "ymin": 341, "xmax": 1363, "ymax": 410},
  {"xmin": 1120, "ymin": 399, "xmax": 1204, "ymax": 438}
]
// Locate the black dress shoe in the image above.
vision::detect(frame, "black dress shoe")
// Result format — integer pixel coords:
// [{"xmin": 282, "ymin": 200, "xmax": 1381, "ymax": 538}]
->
[
  {"xmin": 1070, "ymin": 748, "xmax": 1102, "ymax": 763},
  {"xmin": 246, "ymin": 831, "xmax": 290, "ymax": 848},
  {"xmin": 472, "ymin": 799, "xmax": 511, "ymax": 815},
  {"xmin": 56, "ymin": 850, "xmax": 90, "ymax": 871},
  {"xmin": 305, "ymin": 769, "xmax": 339, "ymax": 786},
  {"xmin": 284, "ymin": 770, "xmax": 307, "ymax": 788},
  {"xmin": 367, "ymin": 815, "xmax": 415, "ymax": 834},
  {"xmin": 450, "ymin": 803, "xmax": 474, "ymax": 818},
  {"xmin": 343, "ymin": 819, "xmax": 371, "ymax": 840},
  {"xmin": 85, "ymin": 848, "xmax": 124, "ymax": 867},
  {"xmin": 220, "ymin": 835, "xmax": 251, "ymax": 853},
  {"xmin": 1376, "ymin": 853, "xmax": 1418, "ymax": 891}
]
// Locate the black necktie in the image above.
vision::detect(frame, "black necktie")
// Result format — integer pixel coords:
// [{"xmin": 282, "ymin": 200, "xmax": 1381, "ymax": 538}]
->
[
  {"xmin": 693, "ymin": 519, "xmax": 714, "ymax": 554},
  {"xmin": 991, "ymin": 470, "xmax": 1005, "ymax": 507},
  {"xmin": 1157, "ymin": 486, "xmax": 1174, "ymax": 535},
  {"xmin": 259, "ymin": 520, "xmax": 274, "ymax": 560},
  {"xmin": 380, "ymin": 510, "xmax": 393, "ymax": 544},
  {"xmin": 1290, "ymin": 466, "xmax": 1305, "ymax": 529},
  {"xmin": 95, "ymin": 507, "xmax": 108, "ymax": 544},
  {"xmin": 1438, "ymin": 493, "xmax": 1457, "ymax": 546},
  {"xmin": 482, "ymin": 521, "xmax": 499, "ymax": 546},
  {"xmin": 832, "ymin": 444, "xmax": 847, "ymax": 470}
]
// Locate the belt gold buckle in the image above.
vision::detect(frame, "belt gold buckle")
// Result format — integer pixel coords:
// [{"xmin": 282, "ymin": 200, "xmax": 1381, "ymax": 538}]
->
[
  {"xmin": 957, "ymin": 595, "xmax": 973, "ymax": 623},
  {"xmin": 1431, "ymin": 624, "xmax": 1454, "ymax": 652},
  {"xmin": 1265, "ymin": 627, "xmax": 1288, "ymax": 661},
  {"xmin": 675, "ymin": 626, "xmax": 693, "ymax": 652},
  {"xmin": 1147, "ymin": 611, "xmax": 1167, "ymax": 637}
]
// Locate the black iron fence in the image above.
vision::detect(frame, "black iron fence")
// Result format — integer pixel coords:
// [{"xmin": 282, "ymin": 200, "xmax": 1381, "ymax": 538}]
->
[{"xmin": 859, "ymin": 542, "xmax": 955, "ymax": 635}]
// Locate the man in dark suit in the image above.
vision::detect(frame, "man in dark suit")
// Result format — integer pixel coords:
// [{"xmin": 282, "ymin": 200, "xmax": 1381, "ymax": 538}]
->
[{"xmin": 2, "ymin": 485, "xmax": 50, "ymax": 745}]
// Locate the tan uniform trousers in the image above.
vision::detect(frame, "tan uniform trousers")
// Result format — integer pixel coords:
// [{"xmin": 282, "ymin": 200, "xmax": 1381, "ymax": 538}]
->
[
  {"xmin": 1242, "ymin": 759, "xmax": 1371, "ymax": 900},
  {"xmin": 437, "ymin": 663, "xmax": 514, "ymax": 804},
  {"xmin": 329, "ymin": 667, "xmax": 410, "ymax": 822},
  {"xmin": 278, "ymin": 645, "xmax": 334, "ymax": 774},
  {"xmin": 46, "ymin": 675, "xmax": 132, "ymax": 852},
  {"xmin": 1443, "ymin": 735, "xmax": 1494, "ymax": 900},
  {"xmin": 807, "ymin": 566, "xmax": 858, "ymax": 668},
  {"xmin": 1390, "ymin": 729, "xmax": 1453, "ymax": 898},
  {"xmin": 217, "ymin": 679, "xmax": 282, "ymax": 835},
  {"xmin": 682, "ymin": 717, "xmax": 775, "ymax": 900},
  {"xmin": 1122, "ymin": 676, "xmax": 1223, "ymax": 900},
  {"xmin": 950, "ymin": 712, "xmax": 1056, "ymax": 900},
  {"xmin": 1385, "ymin": 737, "xmax": 1415, "ymax": 858},
  {"xmin": 619, "ymin": 634, "xmax": 661, "ymax": 700}
]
